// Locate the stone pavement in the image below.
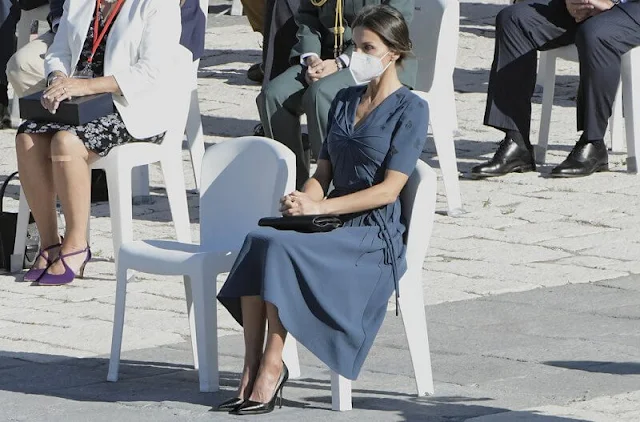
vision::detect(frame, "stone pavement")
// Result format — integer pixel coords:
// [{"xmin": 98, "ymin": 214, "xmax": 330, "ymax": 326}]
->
[
  {"xmin": 0, "ymin": 277, "xmax": 639, "ymax": 421},
  {"xmin": 0, "ymin": 0, "xmax": 639, "ymax": 420}
]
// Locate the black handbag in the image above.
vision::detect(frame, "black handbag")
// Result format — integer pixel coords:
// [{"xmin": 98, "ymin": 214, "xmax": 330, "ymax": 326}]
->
[
  {"xmin": 0, "ymin": 172, "xmax": 40, "ymax": 272},
  {"xmin": 16, "ymin": 0, "xmax": 49, "ymax": 10},
  {"xmin": 258, "ymin": 215, "xmax": 344, "ymax": 233}
]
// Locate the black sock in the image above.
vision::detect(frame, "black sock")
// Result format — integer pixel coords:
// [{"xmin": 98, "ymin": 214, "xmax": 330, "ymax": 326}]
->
[
  {"xmin": 580, "ymin": 133, "xmax": 605, "ymax": 147},
  {"xmin": 0, "ymin": 84, "xmax": 8, "ymax": 108},
  {"xmin": 505, "ymin": 129, "xmax": 530, "ymax": 149}
]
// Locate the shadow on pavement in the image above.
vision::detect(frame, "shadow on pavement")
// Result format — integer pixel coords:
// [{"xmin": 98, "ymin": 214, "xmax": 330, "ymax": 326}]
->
[
  {"xmin": 545, "ymin": 360, "xmax": 640, "ymax": 375},
  {"xmin": 0, "ymin": 351, "xmax": 591, "ymax": 420}
]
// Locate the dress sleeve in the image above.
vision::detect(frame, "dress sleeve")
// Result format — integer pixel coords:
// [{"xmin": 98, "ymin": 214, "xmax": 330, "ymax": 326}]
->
[{"xmin": 386, "ymin": 96, "xmax": 429, "ymax": 176}]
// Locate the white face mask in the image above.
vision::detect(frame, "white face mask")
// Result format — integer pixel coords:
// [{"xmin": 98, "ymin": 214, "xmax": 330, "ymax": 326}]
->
[{"xmin": 349, "ymin": 50, "xmax": 392, "ymax": 85}]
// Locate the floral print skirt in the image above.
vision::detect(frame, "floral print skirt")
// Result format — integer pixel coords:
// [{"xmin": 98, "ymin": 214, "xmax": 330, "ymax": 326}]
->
[{"xmin": 17, "ymin": 111, "xmax": 165, "ymax": 157}]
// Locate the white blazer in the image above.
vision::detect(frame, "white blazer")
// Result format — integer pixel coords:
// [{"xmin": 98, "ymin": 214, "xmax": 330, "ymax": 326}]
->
[{"xmin": 45, "ymin": 0, "xmax": 184, "ymax": 139}]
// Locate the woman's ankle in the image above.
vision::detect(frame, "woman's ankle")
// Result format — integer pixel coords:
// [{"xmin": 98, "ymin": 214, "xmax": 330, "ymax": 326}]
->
[
  {"xmin": 60, "ymin": 239, "xmax": 88, "ymax": 253},
  {"xmin": 41, "ymin": 234, "xmax": 62, "ymax": 249}
]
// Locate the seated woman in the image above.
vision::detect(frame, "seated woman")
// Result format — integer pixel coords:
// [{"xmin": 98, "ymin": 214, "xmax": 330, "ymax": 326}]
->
[
  {"xmin": 15, "ymin": 0, "xmax": 183, "ymax": 285},
  {"xmin": 217, "ymin": 5, "xmax": 428, "ymax": 415},
  {"xmin": 257, "ymin": 0, "xmax": 416, "ymax": 189}
]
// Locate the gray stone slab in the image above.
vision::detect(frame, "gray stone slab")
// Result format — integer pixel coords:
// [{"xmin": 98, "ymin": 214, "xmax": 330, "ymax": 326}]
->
[{"xmin": 0, "ymin": 281, "xmax": 638, "ymax": 421}]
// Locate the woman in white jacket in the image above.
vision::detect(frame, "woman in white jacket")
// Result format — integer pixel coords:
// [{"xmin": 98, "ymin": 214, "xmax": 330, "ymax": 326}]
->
[{"xmin": 15, "ymin": 0, "xmax": 183, "ymax": 286}]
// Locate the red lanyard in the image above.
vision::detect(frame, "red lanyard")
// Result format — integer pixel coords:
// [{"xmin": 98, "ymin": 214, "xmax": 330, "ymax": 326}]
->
[{"xmin": 87, "ymin": 0, "xmax": 126, "ymax": 64}]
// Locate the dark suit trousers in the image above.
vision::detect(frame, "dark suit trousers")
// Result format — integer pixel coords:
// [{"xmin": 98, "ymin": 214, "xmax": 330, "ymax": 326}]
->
[
  {"xmin": 0, "ymin": 0, "xmax": 19, "ymax": 105},
  {"xmin": 484, "ymin": 0, "xmax": 640, "ymax": 143},
  {"xmin": 261, "ymin": 0, "xmax": 300, "ymax": 83}
]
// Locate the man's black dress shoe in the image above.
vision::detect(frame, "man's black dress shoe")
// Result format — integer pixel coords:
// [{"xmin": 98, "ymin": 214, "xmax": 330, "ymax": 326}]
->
[
  {"xmin": 247, "ymin": 63, "xmax": 264, "ymax": 83},
  {"xmin": 551, "ymin": 140, "xmax": 608, "ymax": 177},
  {"xmin": 471, "ymin": 137, "xmax": 536, "ymax": 178},
  {"xmin": 214, "ymin": 397, "xmax": 244, "ymax": 411}
]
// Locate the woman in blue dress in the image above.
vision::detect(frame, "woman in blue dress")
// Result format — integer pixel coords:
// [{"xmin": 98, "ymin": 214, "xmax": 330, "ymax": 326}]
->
[{"xmin": 216, "ymin": 4, "xmax": 429, "ymax": 415}]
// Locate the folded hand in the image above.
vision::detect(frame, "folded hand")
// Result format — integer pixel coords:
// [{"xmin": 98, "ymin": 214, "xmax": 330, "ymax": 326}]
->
[
  {"xmin": 566, "ymin": 0, "xmax": 612, "ymax": 22},
  {"xmin": 41, "ymin": 77, "xmax": 92, "ymax": 113},
  {"xmin": 305, "ymin": 59, "xmax": 339, "ymax": 85},
  {"xmin": 279, "ymin": 191, "xmax": 324, "ymax": 216}
]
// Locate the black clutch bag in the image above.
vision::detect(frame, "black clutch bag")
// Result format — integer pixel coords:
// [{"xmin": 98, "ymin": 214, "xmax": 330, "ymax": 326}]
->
[
  {"xmin": 19, "ymin": 91, "xmax": 115, "ymax": 126},
  {"xmin": 258, "ymin": 215, "xmax": 344, "ymax": 233}
]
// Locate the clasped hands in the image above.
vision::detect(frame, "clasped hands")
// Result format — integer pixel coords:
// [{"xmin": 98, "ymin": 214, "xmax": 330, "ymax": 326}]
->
[
  {"xmin": 279, "ymin": 191, "xmax": 325, "ymax": 216},
  {"xmin": 565, "ymin": 0, "xmax": 613, "ymax": 22},
  {"xmin": 304, "ymin": 56, "xmax": 339, "ymax": 85},
  {"xmin": 41, "ymin": 73, "xmax": 92, "ymax": 114}
]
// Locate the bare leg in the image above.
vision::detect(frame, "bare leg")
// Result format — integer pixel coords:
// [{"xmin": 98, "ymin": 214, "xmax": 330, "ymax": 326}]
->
[
  {"xmin": 247, "ymin": 301, "xmax": 287, "ymax": 403},
  {"xmin": 15, "ymin": 132, "xmax": 61, "ymax": 269},
  {"xmin": 238, "ymin": 295, "xmax": 267, "ymax": 399},
  {"xmin": 46, "ymin": 131, "xmax": 96, "ymax": 275}
]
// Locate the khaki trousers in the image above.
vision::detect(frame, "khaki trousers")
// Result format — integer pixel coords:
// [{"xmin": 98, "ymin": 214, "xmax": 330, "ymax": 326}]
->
[
  {"xmin": 6, "ymin": 31, "xmax": 54, "ymax": 98},
  {"xmin": 257, "ymin": 65, "xmax": 356, "ymax": 188},
  {"xmin": 240, "ymin": 0, "xmax": 266, "ymax": 34}
]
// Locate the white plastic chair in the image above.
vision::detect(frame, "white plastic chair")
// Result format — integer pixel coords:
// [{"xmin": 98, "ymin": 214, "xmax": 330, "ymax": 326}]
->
[
  {"xmin": 10, "ymin": 47, "xmax": 195, "ymax": 272},
  {"xmin": 410, "ymin": 0, "xmax": 464, "ymax": 216},
  {"xmin": 106, "ymin": 136, "xmax": 299, "ymax": 392},
  {"xmin": 535, "ymin": 45, "xmax": 639, "ymax": 171},
  {"xmin": 183, "ymin": 0, "xmax": 209, "ymax": 191},
  {"xmin": 230, "ymin": 0, "xmax": 243, "ymax": 16},
  {"xmin": 10, "ymin": 5, "xmax": 50, "ymax": 125},
  {"xmin": 283, "ymin": 159, "xmax": 438, "ymax": 411}
]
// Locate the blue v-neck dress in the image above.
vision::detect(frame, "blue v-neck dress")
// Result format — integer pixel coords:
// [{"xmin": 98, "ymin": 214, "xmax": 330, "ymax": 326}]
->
[{"xmin": 217, "ymin": 85, "xmax": 428, "ymax": 380}]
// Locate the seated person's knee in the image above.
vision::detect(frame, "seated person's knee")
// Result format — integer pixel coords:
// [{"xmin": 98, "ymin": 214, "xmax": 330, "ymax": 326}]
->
[
  {"xmin": 302, "ymin": 78, "xmax": 325, "ymax": 111},
  {"xmin": 495, "ymin": 4, "xmax": 526, "ymax": 32},
  {"xmin": 574, "ymin": 20, "xmax": 605, "ymax": 51},
  {"xmin": 6, "ymin": 43, "xmax": 46, "ymax": 97},
  {"xmin": 50, "ymin": 131, "xmax": 88, "ymax": 161},
  {"xmin": 15, "ymin": 133, "xmax": 33, "ymax": 154}
]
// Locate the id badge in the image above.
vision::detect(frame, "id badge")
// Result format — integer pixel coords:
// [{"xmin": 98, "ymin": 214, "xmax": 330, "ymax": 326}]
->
[{"xmin": 76, "ymin": 65, "xmax": 94, "ymax": 79}]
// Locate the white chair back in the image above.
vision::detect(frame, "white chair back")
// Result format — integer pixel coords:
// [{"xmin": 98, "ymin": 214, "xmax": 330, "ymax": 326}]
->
[
  {"xmin": 162, "ymin": 46, "xmax": 195, "ymax": 149},
  {"xmin": 198, "ymin": 137, "xmax": 296, "ymax": 250},
  {"xmin": 16, "ymin": 5, "xmax": 49, "ymax": 50},
  {"xmin": 400, "ymin": 159, "xmax": 438, "ymax": 272},
  {"xmin": 410, "ymin": 0, "xmax": 460, "ymax": 93},
  {"xmin": 318, "ymin": 159, "xmax": 438, "ymax": 411}
]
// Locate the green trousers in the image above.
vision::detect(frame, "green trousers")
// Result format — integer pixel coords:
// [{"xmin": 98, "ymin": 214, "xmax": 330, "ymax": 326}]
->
[{"xmin": 257, "ymin": 64, "xmax": 356, "ymax": 188}]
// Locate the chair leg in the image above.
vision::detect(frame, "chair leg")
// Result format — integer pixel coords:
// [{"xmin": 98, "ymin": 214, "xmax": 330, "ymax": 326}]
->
[
  {"xmin": 189, "ymin": 273, "xmax": 219, "ymax": 392},
  {"xmin": 398, "ymin": 269, "xmax": 435, "ymax": 396},
  {"xmin": 9, "ymin": 96, "xmax": 20, "ymax": 128},
  {"xmin": 11, "ymin": 188, "xmax": 31, "ymax": 272},
  {"xmin": 536, "ymin": 52, "xmax": 557, "ymax": 164},
  {"xmin": 622, "ymin": 51, "xmax": 640, "ymax": 173},
  {"xmin": 609, "ymin": 82, "xmax": 624, "ymax": 152},
  {"xmin": 183, "ymin": 275, "xmax": 199, "ymax": 370},
  {"xmin": 160, "ymin": 156, "xmax": 192, "ymax": 243},
  {"xmin": 430, "ymin": 97, "xmax": 464, "ymax": 216},
  {"xmin": 282, "ymin": 336, "xmax": 301, "ymax": 379},
  {"xmin": 107, "ymin": 262, "xmax": 130, "ymax": 382},
  {"xmin": 535, "ymin": 51, "xmax": 547, "ymax": 88},
  {"xmin": 331, "ymin": 371, "xmax": 352, "ymax": 411},
  {"xmin": 186, "ymin": 88, "xmax": 205, "ymax": 191},
  {"xmin": 131, "ymin": 165, "xmax": 151, "ymax": 200},
  {"xmin": 105, "ymin": 164, "xmax": 133, "ymax": 265}
]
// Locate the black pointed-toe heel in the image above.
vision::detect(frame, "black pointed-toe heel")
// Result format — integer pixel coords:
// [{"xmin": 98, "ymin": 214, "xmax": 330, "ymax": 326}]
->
[
  {"xmin": 230, "ymin": 364, "xmax": 289, "ymax": 415},
  {"xmin": 214, "ymin": 397, "xmax": 245, "ymax": 412}
]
